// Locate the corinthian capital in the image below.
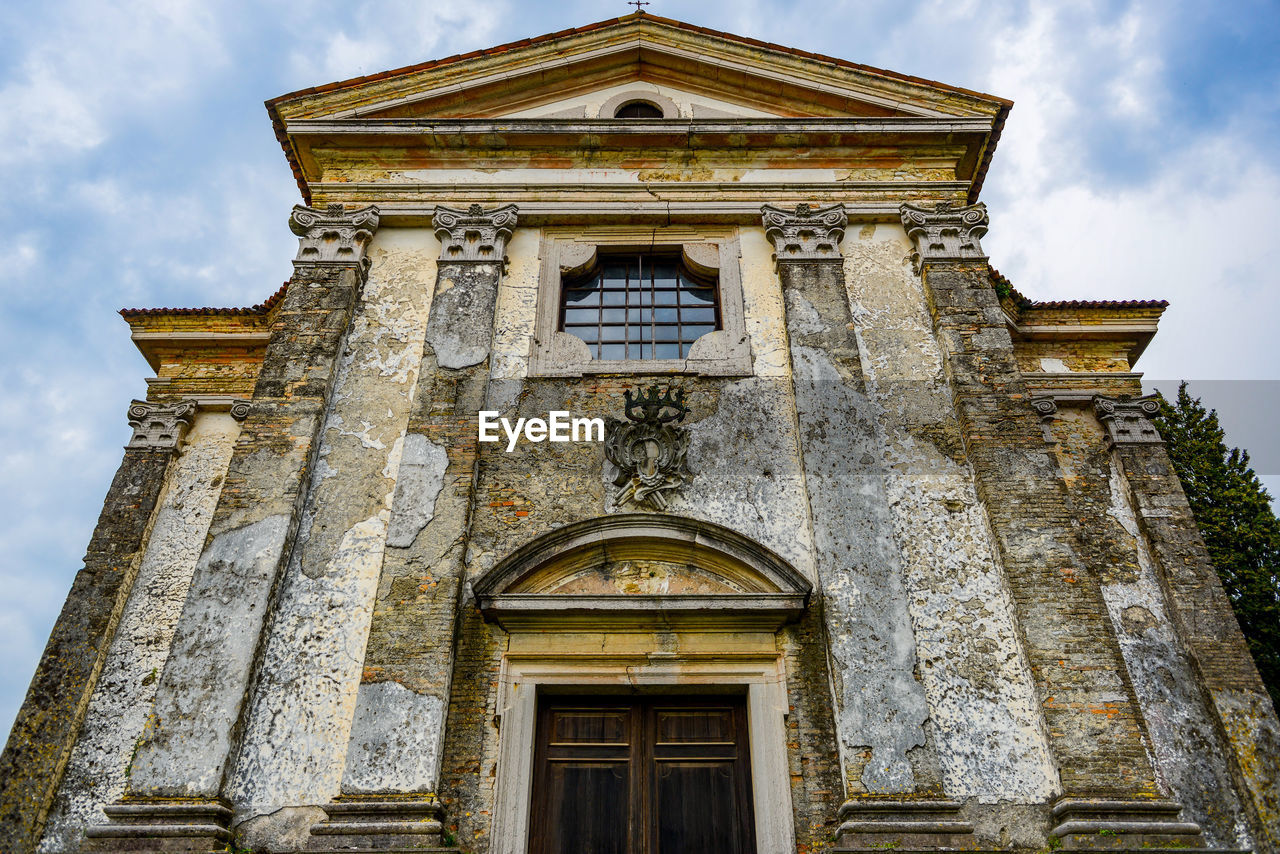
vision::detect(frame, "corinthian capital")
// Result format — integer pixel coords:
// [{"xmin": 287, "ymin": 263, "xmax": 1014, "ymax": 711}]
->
[
  {"xmin": 289, "ymin": 204, "xmax": 380, "ymax": 268},
  {"xmin": 126, "ymin": 400, "xmax": 197, "ymax": 451},
  {"xmin": 433, "ymin": 204, "xmax": 518, "ymax": 263},
  {"xmin": 899, "ymin": 201, "xmax": 989, "ymax": 272},
  {"xmin": 1093, "ymin": 395, "xmax": 1164, "ymax": 446},
  {"xmin": 760, "ymin": 203, "xmax": 847, "ymax": 264}
]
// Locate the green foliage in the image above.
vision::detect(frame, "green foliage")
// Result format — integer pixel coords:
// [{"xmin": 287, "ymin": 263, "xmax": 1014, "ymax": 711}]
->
[{"xmin": 1151, "ymin": 382, "xmax": 1280, "ymax": 706}]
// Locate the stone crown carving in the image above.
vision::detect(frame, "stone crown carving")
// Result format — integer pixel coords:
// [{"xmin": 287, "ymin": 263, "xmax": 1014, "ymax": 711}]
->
[
  {"xmin": 900, "ymin": 202, "xmax": 989, "ymax": 272},
  {"xmin": 1094, "ymin": 395, "xmax": 1164, "ymax": 445},
  {"xmin": 289, "ymin": 204, "xmax": 379, "ymax": 268},
  {"xmin": 605, "ymin": 385, "xmax": 692, "ymax": 511},
  {"xmin": 126, "ymin": 400, "xmax": 197, "ymax": 451},
  {"xmin": 761, "ymin": 203, "xmax": 847, "ymax": 264},
  {"xmin": 433, "ymin": 204, "xmax": 518, "ymax": 263}
]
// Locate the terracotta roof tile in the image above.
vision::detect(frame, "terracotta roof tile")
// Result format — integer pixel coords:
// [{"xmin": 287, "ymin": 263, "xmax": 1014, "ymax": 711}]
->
[
  {"xmin": 992, "ymin": 268, "xmax": 1167, "ymax": 311},
  {"xmin": 120, "ymin": 282, "xmax": 288, "ymax": 318}
]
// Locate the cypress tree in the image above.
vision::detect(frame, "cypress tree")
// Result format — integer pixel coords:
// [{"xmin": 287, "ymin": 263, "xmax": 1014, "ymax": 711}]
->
[{"xmin": 1151, "ymin": 382, "xmax": 1280, "ymax": 706}]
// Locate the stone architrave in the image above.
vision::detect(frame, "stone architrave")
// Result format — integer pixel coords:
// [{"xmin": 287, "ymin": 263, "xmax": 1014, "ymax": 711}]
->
[
  {"xmin": 0, "ymin": 401, "xmax": 194, "ymax": 851},
  {"xmin": 902, "ymin": 202, "xmax": 1202, "ymax": 850},
  {"xmin": 315, "ymin": 204, "xmax": 518, "ymax": 851},
  {"xmin": 86, "ymin": 206, "xmax": 379, "ymax": 851}
]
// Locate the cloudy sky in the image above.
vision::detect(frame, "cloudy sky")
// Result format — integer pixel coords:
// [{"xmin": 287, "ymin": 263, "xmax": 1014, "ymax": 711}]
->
[{"xmin": 1, "ymin": 0, "xmax": 1278, "ymax": 737}]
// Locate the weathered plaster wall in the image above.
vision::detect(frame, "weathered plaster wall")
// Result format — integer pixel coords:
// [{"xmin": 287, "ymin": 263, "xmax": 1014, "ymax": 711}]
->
[
  {"xmin": 843, "ymin": 223, "xmax": 1057, "ymax": 804},
  {"xmin": 1050, "ymin": 408, "xmax": 1254, "ymax": 848},
  {"xmin": 434, "ymin": 225, "xmax": 844, "ymax": 851},
  {"xmin": 226, "ymin": 229, "xmax": 438, "ymax": 842},
  {"xmin": 38, "ymin": 413, "xmax": 239, "ymax": 853}
]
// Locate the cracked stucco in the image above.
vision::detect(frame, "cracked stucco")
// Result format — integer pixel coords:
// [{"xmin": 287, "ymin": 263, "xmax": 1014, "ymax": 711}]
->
[
  {"xmin": 1101, "ymin": 449, "xmax": 1253, "ymax": 848},
  {"xmin": 38, "ymin": 414, "xmax": 239, "ymax": 853},
  {"xmin": 843, "ymin": 223, "xmax": 1057, "ymax": 803},
  {"xmin": 226, "ymin": 228, "xmax": 437, "ymax": 825}
]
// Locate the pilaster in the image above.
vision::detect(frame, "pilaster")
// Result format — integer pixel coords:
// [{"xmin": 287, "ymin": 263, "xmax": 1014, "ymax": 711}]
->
[
  {"xmin": 313, "ymin": 204, "xmax": 516, "ymax": 851},
  {"xmin": 86, "ymin": 205, "xmax": 378, "ymax": 852},
  {"xmin": 765, "ymin": 203, "xmax": 961, "ymax": 850},
  {"xmin": 902, "ymin": 202, "xmax": 1196, "ymax": 849},
  {"xmin": 1096, "ymin": 394, "xmax": 1280, "ymax": 853},
  {"xmin": 0, "ymin": 402, "xmax": 193, "ymax": 853}
]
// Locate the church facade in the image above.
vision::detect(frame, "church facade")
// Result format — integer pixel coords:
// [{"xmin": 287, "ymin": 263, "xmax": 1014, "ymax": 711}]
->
[{"xmin": 3, "ymin": 13, "xmax": 1277, "ymax": 854}]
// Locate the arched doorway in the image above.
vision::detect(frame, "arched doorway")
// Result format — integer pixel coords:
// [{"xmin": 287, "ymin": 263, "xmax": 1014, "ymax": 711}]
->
[{"xmin": 474, "ymin": 514, "xmax": 810, "ymax": 854}]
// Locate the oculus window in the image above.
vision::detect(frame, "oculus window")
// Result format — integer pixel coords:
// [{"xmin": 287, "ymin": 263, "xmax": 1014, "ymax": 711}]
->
[{"xmin": 560, "ymin": 252, "xmax": 720, "ymax": 361}]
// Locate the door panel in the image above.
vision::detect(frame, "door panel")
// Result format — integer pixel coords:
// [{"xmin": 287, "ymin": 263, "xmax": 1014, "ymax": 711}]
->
[{"xmin": 530, "ymin": 697, "xmax": 755, "ymax": 854}]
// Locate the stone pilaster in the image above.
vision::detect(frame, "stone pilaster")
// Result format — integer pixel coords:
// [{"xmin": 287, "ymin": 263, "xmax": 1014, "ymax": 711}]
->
[
  {"xmin": 764, "ymin": 203, "xmax": 963, "ymax": 850},
  {"xmin": 311, "ymin": 204, "xmax": 515, "ymax": 851},
  {"xmin": 86, "ymin": 205, "xmax": 378, "ymax": 852},
  {"xmin": 1096, "ymin": 394, "xmax": 1280, "ymax": 854},
  {"xmin": 0, "ymin": 402, "xmax": 193, "ymax": 853},
  {"xmin": 902, "ymin": 202, "xmax": 1195, "ymax": 849}
]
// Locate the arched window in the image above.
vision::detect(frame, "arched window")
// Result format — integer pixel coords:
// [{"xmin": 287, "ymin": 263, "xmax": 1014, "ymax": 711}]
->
[
  {"xmin": 560, "ymin": 252, "xmax": 720, "ymax": 360},
  {"xmin": 613, "ymin": 99, "xmax": 665, "ymax": 118}
]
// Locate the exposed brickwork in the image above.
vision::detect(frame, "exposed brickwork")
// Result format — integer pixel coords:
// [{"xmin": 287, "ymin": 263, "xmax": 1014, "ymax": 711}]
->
[
  {"xmin": 779, "ymin": 606, "xmax": 846, "ymax": 852},
  {"xmin": 919, "ymin": 260, "xmax": 1158, "ymax": 797},
  {"xmin": 0, "ymin": 447, "xmax": 173, "ymax": 852}
]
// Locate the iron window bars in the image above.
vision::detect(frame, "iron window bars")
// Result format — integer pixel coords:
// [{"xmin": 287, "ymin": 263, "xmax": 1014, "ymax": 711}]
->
[{"xmin": 560, "ymin": 252, "xmax": 721, "ymax": 361}]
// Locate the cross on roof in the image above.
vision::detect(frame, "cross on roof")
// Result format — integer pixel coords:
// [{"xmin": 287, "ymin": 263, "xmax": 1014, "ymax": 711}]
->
[{"xmin": 628, "ymin": 0, "xmax": 650, "ymax": 11}]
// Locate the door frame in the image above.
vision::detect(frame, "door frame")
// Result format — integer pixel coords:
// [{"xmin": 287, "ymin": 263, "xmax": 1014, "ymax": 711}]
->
[{"xmin": 490, "ymin": 654, "xmax": 794, "ymax": 854}]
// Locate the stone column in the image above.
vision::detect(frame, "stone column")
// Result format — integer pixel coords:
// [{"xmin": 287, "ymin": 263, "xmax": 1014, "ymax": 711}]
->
[
  {"xmin": 310, "ymin": 204, "xmax": 516, "ymax": 851},
  {"xmin": 0, "ymin": 402, "xmax": 194, "ymax": 853},
  {"xmin": 85, "ymin": 204, "xmax": 378, "ymax": 852},
  {"xmin": 762, "ymin": 204, "xmax": 971, "ymax": 849},
  {"xmin": 1095, "ymin": 395, "xmax": 1280, "ymax": 853},
  {"xmin": 901, "ymin": 202, "xmax": 1199, "ymax": 849}
]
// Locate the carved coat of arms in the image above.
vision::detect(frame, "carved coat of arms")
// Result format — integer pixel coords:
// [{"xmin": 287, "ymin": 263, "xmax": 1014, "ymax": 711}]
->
[{"xmin": 605, "ymin": 385, "xmax": 691, "ymax": 511}]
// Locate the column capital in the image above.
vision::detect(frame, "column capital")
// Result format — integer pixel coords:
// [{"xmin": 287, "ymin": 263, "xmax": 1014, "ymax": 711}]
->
[
  {"xmin": 289, "ymin": 203, "xmax": 380, "ymax": 268},
  {"xmin": 760, "ymin": 203, "xmax": 847, "ymax": 265},
  {"xmin": 1093, "ymin": 394, "xmax": 1164, "ymax": 446},
  {"xmin": 899, "ymin": 201, "xmax": 989, "ymax": 272},
  {"xmin": 432, "ymin": 203, "xmax": 518, "ymax": 262},
  {"xmin": 126, "ymin": 400, "xmax": 197, "ymax": 451}
]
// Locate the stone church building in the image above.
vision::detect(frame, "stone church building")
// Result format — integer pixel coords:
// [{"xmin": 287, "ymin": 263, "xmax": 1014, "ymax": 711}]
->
[{"xmin": 3, "ymin": 12, "xmax": 1277, "ymax": 854}]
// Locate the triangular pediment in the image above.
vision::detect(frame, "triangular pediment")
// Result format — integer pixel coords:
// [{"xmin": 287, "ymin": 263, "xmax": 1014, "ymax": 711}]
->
[{"xmin": 269, "ymin": 14, "xmax": 1008, "ymax": 123}]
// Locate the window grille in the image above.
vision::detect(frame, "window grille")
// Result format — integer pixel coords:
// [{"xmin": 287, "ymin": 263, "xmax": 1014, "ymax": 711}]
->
[{"xmin": 560, "ymin": 253, "xmax": 720, "ymax": 360}]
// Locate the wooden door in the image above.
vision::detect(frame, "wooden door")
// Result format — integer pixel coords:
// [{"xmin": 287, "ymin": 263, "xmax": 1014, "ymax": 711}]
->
[{"xmin": 530, "ymin": 696, "xmax": 755, "ymax": 854}]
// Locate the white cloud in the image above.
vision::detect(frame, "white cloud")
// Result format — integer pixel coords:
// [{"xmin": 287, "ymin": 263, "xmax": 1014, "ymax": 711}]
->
[
  {"xmin": 0, "ymin": 0, "xmax": 228, "ymax": 166},
  {"xmin": 286, "ymin": 0, "xmax": 508, "ymax": 85}
]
